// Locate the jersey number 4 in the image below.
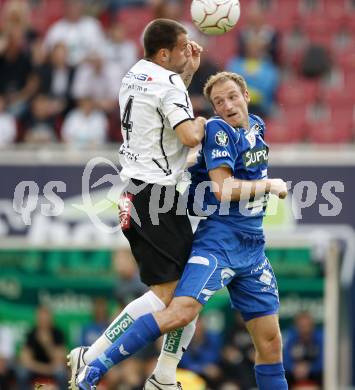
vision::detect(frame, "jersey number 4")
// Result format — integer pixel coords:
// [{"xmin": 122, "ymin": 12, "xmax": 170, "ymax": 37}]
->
[{"xmin": 122, "ymin": 96, "xmax": 134, "ymax": 146}]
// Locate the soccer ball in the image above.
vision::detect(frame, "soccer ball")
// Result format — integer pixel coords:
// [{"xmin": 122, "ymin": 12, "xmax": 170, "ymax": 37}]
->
[{"xmin": 191, "ymin": 0, "xmax": 241, "ymax": 36}]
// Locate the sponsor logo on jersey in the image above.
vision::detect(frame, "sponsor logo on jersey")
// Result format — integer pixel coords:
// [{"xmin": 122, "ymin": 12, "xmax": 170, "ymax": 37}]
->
[
  {"xmin": 163, "ymin": 328, "xmax": 183, "ymax": 354},
  {"xmin": 119, "ymin": 145, "xmax": 140, "ymax": 162},
  {"xmin": 215, "ymin": 130, "xmax": 229, "ymax": 146},
  {"xmin": 124, "ymin": 71, "xmax": 153, "ymax": 82},
  {"xmin": 245, "ymin": 132, "xmax": 256, "ymax": 148},
  {"xmin": 243, "ymin": 147, "xmax": 268, "ymax": 168},
  {"xmin": 105, "ymin": 313, "xmax": 134, "ymax": 342},
  {"xmin": 251, "ymin": 258, "xmax": 269, "ymax": 274},
  {"xmin": 245, "ymin": 124, "xmax": 260, "ymax": 148},
  {"xmin": 211, "ymin": 149, "xmax": 230, "ymax": 159},
  {"xmin": 259, "ymin": 269, "xmax": 273, "ymax": 286}
]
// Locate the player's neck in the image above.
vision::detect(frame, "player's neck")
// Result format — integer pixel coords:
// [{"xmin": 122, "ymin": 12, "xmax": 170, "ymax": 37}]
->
[{"xmin": 145, "ymin": 56, "xmax": 173, "ymax": 72}]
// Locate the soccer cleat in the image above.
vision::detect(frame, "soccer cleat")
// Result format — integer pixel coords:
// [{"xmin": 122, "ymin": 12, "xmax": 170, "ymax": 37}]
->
[
  {"xmin": 144, "ymin": 374, "xmax": 183, "ymax": 390},
  {"xmin": 76, "ymin": 365, "xmax": 101, "ymax": 390},
  {"xmin": 67, "ymin": 346, "xmax": 88, "ymax": 390}
]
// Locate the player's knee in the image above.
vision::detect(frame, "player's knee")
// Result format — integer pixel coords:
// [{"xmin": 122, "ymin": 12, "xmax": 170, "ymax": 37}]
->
[
  {"xmin": 168, "ymin": 298, "xmax": 199, "ymax": 328},
  {"xmin": 257, "ymin": 331, "xmax": 282, "ymax": 362}
]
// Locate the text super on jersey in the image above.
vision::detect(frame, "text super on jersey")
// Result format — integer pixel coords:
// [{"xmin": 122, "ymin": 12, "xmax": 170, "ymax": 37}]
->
[
  {"xmin": 188, "ymin": 114, "xmax": 269, "ymax": 235},
  {"xmin": 119, "ymin": 59, "xmax": 194, "ymax": 186}
]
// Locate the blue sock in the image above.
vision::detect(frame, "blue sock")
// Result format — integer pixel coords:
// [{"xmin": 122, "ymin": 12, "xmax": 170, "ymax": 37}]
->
[
  {"xmin": 255, "ymin": 362, "xmax": 288, "ymax": 390},
  {"xmin": 90, "ymin": 313, "xmax": 161, "ymax": 375}
]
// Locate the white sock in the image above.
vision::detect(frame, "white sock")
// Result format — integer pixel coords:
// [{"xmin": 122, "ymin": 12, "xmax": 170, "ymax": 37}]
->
[
  {"xmin": 152, "ymin": 316, "xmax": 198, "ymax": 384},
  {"xmin": 84, "ymin": 290, "xmax": 165, "ymax": 363}
]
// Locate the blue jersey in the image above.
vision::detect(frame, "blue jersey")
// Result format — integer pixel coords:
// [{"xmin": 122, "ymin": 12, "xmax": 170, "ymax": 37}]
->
[
  {"xmin": 188, "ymin": 113, "xmax": 269, "ymax": 234},
  {"xmin": 176, "ymin": 114, "xmax": 279, "ymax": 320}
]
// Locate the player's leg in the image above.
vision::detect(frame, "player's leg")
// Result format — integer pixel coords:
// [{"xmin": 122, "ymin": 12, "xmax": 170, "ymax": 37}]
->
[
  {"xmin": 145, "ymin": 316, "xmax": 198, "ymax": 388},
  {"xmin": 76, "ymin": 297, "xmax": 201, "ymax": 390},
  {"xmin": 69, "ymin": 283, "xmax": 171, "ymax": 390},
  {"xmin": 78, "ymin": 252, "xmax": 224, "ymax": 388},
  {"xmin": 246, "ymin": 314, "xmax": 287, "ymax": 389},
  {"xmin": 228, "ymin": 255, "xmax": 288, "ymax": 390},
  {"xmin": 145, "ymin": 250, "xmax": 221, "ymax": 387},
  {"xmin": 69, "ymin": 182, "xmax": 193, "ymax": 389}
]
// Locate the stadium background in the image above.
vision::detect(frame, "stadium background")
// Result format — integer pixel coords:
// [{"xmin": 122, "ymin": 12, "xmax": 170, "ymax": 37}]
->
[{"xmin": 0, "ymin": 0, "xmax": 354, "ymax": 389}]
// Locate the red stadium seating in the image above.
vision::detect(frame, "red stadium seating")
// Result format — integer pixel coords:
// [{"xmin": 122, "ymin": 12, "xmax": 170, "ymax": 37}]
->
[
  {"xmin": 205, "ymin": 33, "xmax": 238, "ymax": 68},
  {"xmin": 322, "ymin": 86, "xmax": 355, "ymax": 107},
  {"xmin": 277, "ymin": 79, "xmax": 319, "ymax": 107},
  {"xmin": 307, "ymin": 120, "xmax": 353, "ymax": 143},
  {"xmin": 116, "ymin": 6, "xmax": 154, "ymax": 43},
  {"xmin": 265, "ymin": 117, "xmax": 306, "ymax": 143},
  {"xmin": 265, "ymin": 105, "xmax": 307, "ymax": 143}
]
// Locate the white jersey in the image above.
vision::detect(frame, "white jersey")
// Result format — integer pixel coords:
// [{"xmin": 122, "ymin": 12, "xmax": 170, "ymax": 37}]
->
[{"xmin": 118, "ymin": 59, "xmax": 194, "ymax": 186}]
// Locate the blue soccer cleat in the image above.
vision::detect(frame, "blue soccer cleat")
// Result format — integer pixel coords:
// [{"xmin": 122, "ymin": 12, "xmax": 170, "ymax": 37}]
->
[{"xmin": 76, "ymin": 365, "xmax": 102, "ymax": 390}]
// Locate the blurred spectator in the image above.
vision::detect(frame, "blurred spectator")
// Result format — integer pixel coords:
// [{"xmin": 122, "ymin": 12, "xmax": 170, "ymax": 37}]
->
[
  {"xmin": 0, "ymin": 27, "xmax": 38, "ymax": 117},
  {"xmin": 284, "ymin": 311, "xmax": 323, "ymax": 388},
  {"xmin": 61, "ymin": 96, "xmax": 108, "ymax": 148},
  {"xmin": 0, "ymin": 0, "xmax": 38, "ymax": 49},
  {"xmin": 219, "ymin": 313, "xmax": 256, "ymax": 390},
  {"xmin": 44, "ymin": 0, "xmax": 106, "ymax": 66},
  {"xmin": 104, "ymin": 24, "xmax": 138, "ymax": 74},
  {"xmin": 153, "ymin": 0, "xmax": 198, "ymax": 38},
  {"xmin": 80, "ymin": 297, "xmax": 110, "ymax": 347},
  {"xmin": 17, "ymin": 305, "xmax": 67, "ymax": 390},
  {"xmin": 113, "ymin": 241, "xmax": 147, "ymax": 308},
  {"xmin": 34, "ymin": 42, "xmax": 76, "ymax": 117},
  {"xmin": 227, "ymin": 37, "xmax": 280, "ymax": 117},
  {"xmin": 237, "ymin": 3, "xmax": 280, "ymax": 64},
  {"xmin": 71, "ymin": 50, "xmax": 119, "ymax": 113},
  {"xmin": 105, "ymin": 359, "xmax": 145, "ymax": 390},
  {"xmin": 301, "ymin": 44, "xmax": 331, "ymax": 79},
  {"xmin": 0, "ymin": 324, "xmax": 16, "ymax": 389},
  {"xmin": 180, "ymin": 317, "xmax": 223, "ymax": 389},
  {"xmin": 0, "ymin": 96, "xmax": 17, "ymax": 146},
  {"xmin": 104, "ymin": 0, "xmax": 148, "ymax": 14},
  {"xmin": 281, "ymin": 23, "xmax": 308, "ymax": 73},
  {"xmin": 332, "ymin": 25, "xmax": 354, "ymax": 54},
  {"xmin": 22, "ymin": 94, "xmax": 57, "ymax": 143},
  {"xmin": 189, "ymin": 54, "xmax": 220, "ymax": 117}
]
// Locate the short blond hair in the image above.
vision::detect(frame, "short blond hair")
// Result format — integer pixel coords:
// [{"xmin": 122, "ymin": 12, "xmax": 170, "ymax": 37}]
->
[{"xmin": 203, "ymin": 71, "xmax": 248, "ymax": 102}]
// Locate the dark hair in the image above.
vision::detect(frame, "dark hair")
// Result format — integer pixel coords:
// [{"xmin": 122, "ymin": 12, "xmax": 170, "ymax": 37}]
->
[{"xmin": 143, "ymin": 18, "xmax": 187, "ymax": 59}]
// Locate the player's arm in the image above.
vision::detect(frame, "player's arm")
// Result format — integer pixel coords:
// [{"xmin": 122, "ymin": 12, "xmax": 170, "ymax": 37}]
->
[
  {"xmin": 181, "ymin": 41, "xmax": 203, "ymax": 88},
  {"xmin": 209, "ymin": 166, "xmax": 288, "ymax": 201},
  {"xmin": 175, "ymin": 117, "xmax": 206, "ymax": 147}
]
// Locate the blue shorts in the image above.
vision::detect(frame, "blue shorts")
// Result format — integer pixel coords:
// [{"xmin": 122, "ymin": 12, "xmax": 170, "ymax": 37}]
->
[{"xmin": 174, "ymin": 221, "xmax": 279, "ymax": 321}]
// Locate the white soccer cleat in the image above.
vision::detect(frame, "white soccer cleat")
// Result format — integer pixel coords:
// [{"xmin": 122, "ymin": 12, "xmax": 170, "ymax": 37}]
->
[
  {"xmin": 67, "ymin": 346, "xmax": 88, "ymax": 390},
  {"xmin": 144, "ymin": 374, "xmax": 183, "ymax": 390}
]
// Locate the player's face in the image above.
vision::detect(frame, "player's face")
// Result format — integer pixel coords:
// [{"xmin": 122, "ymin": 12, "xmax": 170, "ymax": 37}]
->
[
  {"xmin": 210, "ymin": 80, "xmax": 250, "ymax": 128},
  {"xmin": 167, "ymin": 33, "xmax": 191, "ymax": 74}
]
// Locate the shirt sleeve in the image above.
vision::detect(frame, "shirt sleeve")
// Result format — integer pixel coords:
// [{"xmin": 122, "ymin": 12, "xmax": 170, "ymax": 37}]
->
[
  {"xmin": 203, "ymin": 119, "xmax": 238, "ymax": 172},
  {"xmin": 161, "ymin": 79, "xmax": 194, "ymax": 129}
]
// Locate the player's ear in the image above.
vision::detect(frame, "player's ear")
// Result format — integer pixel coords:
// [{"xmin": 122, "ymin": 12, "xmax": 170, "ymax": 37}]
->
[
  {"xmin": 158, "ymin": 48, "xmax": 170, "ymax": 63},
  {"xmin": 244, "ymin": 89, "xmax": 251, "ymax": 104}
]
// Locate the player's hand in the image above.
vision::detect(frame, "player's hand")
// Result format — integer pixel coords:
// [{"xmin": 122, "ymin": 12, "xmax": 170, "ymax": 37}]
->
[
  {"xmin": 269, "ymin": 178, "xmax": 288, "ymax": 199},
  {"xmin": 186, "ymin": 40, "xmax": 203, "ymax": 74}
]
